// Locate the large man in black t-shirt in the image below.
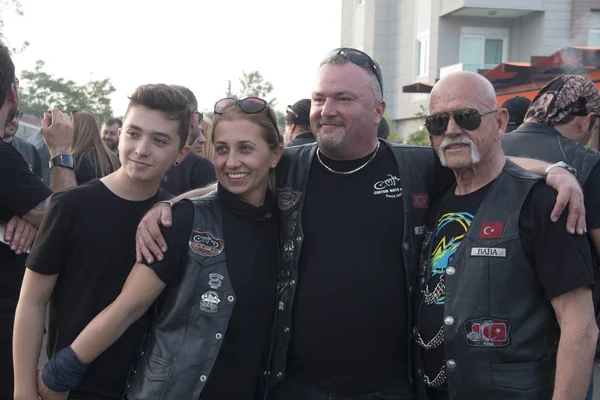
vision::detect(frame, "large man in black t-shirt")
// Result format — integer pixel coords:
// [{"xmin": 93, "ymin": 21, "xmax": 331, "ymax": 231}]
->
[
  {"xmin": 416, "ymin": 71, "xmax": 597, "ymax": 400},
  {"xmin": 0, "ymin": 43, "xmax": 80, "ymax": 400}
]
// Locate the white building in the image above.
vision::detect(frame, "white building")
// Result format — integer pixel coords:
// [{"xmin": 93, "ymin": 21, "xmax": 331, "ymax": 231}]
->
[{"xmin": 341, "ymin": 0, "xmax": 600, "ymax": 138}]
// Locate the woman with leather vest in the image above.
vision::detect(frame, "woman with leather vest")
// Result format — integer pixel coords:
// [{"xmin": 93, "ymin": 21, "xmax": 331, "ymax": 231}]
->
[{"xmin": 38, "ymin": 97, "xmax": 284, "ymax": 400}]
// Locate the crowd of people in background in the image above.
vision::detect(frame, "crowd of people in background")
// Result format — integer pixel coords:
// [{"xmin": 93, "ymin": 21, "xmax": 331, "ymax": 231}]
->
[{"xmin": 1, "ymin": 38, "xmax": 600, "ymax": 400}]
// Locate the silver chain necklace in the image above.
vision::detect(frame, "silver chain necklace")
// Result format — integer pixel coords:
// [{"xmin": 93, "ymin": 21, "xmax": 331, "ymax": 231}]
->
[{"xmin": 316, "ymin": 141, "xmax": 380, "ymax": 175}]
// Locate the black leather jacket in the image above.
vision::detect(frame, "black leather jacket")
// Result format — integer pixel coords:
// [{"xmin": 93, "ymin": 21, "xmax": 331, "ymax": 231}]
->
[
  {"xmin": 502, "ymin": 122, "xmax": 600, "ymax": 185},
  {"xmin": 267, "ymin": 140, "xmax": 440, "ymax": 391},
  {"xmin": 286, "ymin": 132, "xmax": 316, "ymax": 147}
]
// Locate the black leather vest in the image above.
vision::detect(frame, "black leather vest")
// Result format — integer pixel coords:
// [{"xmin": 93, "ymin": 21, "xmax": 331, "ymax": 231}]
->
[
  {"xmin": 125, "ymin": 193, "xmax": 238, "ymax": 399},
  {"xmin": 415, "ymin": 161, "xmax": 557, "ymax": 399},
  {"xmin": 267, "ymin": 140, "xmax": 439, "ymax": 390},
  {"xmin": 502, "ymin": 122, "xmax": 600, "ymax": 185}
]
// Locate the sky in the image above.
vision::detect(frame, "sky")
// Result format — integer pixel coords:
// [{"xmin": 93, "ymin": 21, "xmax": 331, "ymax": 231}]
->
[{"xmin": 2, "ymin": 0, "xmax": 342, "ymax": 115}]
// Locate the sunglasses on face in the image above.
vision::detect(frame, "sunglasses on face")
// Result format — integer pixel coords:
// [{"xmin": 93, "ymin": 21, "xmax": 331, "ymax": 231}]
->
[
  {"xmin": 425, "ymin": 108, "xmax": 498, "ymax": 136},
  {"xmin": 14, "ymin": 77, "xmax": 19, "ymax": 89},
  {"xmin": 324, "ymin": 48, "xmax": 383, "ymax": 94},
  {"xmin": 214, "ymin": 97, "xmax": 280, "ymax": 143}
]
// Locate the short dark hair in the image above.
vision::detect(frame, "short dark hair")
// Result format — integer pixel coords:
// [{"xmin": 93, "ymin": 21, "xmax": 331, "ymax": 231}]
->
[
  {"xmin": 0, "ymin": 42, "xmax": 15, "ymax": 108},
  {"xmin": 171, "ymin": 85, "xmax": 198, "ymax": 111},
  {"xmin": 102, "ymin": 117, "xmax": 122, "ymax": 127},
  {"xmin": 125, "ymin": 84, "xmax": 191, "ymax": 148}
]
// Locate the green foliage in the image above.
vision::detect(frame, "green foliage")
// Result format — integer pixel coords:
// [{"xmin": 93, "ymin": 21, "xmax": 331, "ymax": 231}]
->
[
  {"xmin": 19, "ymin": 60, "xmax": 116, "ymax": 123},
  {"xmin": 405, "ymin": 105, "xmax": 430, "ymax": 146},
  {"xmin": 405, "ymin": 126, "xmax": 430, "ymax": 146},
  {"xmin": 226, "ymin": 71, "xmax": 277, "ymax": 106},
  {"xmin": 0, "ymin": 0, "xmax": 29, "ymax": 53}
]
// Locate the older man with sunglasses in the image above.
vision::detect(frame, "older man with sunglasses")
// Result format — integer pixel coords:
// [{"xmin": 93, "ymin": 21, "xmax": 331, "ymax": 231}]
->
[
  {"xmin": 136, "ymin": 50, "xmax": 589, "ymax": 400},
  {"xmin": 414, "ymin": 71, "xmax": 597, "ymax": 400}
]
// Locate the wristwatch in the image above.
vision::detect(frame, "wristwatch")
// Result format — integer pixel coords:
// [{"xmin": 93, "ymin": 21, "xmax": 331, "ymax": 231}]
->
[
  {"xmin": 544, "ymin": 161, "xmax": 577, "ymax": 177},
  {"xmin": 49, "ymin": 154, "xmax": 75, "ymax": 170}
]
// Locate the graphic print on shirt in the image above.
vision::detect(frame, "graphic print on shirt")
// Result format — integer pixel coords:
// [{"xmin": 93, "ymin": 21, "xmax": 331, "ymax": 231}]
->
[
  {"xmin": 430, "ymin": 211, "xmax": 474, "ymax": 304},
  {"xmin": 373, "ymin": 174, "xmax": 402, "ymax": 198}
]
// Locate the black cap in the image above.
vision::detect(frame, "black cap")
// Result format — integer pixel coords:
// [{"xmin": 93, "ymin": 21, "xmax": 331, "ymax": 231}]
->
[
  {"xmin": 286, "ymin": 99, "xmax": 311, "ymax": 126},
  {"xmin": 377, "ymin": 118, "xmax": 390, "ymax": 139},
  {"xmin": 502, "ymin": 96, "xmax": 531, "ymax": 126}
]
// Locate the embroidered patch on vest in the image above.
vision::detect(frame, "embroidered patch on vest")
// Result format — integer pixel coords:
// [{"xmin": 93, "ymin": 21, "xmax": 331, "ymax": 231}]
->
[
  {"xmin": 414, "ymin": 225, "xmax": 426, "ymax": 235},
  {"xmin": 208, "ymin": 273, "xmax": 224, "ymax": 289},
  {"xmin": 464, "ymin": 317, "xmax": 511, "ymax": 348},
  {"xmin": 277, "ymin": 187, "xmax": 302, "ymax": 211},
  {"xmin": 412, "ymin": 193, "xmax": 429, "ymax": 209},
  {"xmin": 189, "ymin": 231, "xmax": 224, "ymax": 257},
  {"xmin": 470, "ymin": 247, "xmax": 507, "ymax": 257},
  {"xmin": 479, "ymin": 222, "xmax": 504, "ymax": 239},
  {"xmin": 199, "ymin": 290, "xmax": 221, "ymax": 313}
]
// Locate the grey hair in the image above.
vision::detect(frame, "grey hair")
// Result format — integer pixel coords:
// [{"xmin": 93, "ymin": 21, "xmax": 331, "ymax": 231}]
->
[{"xmin": 320, "ymin": 55, "xmax": 383, "ymax": 103}]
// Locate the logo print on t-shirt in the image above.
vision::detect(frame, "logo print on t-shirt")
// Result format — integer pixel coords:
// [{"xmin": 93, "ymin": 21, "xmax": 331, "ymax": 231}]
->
[
  {"xmin": 430, "ymin": 212, "xmax": 474, "ymax": 304},
  {"xmin": 373, "ymin": 174, "xmax": 402, "ymax": 198},
  {"xmin": 189, "ymin": 231, "xmax": 225, "ymax": 257}
]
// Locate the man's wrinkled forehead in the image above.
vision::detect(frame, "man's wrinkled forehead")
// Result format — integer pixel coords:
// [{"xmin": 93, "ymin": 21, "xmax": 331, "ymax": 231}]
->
[{"xmin": 312, "ymin": 63, "xmax": 372, "ymax": 95}]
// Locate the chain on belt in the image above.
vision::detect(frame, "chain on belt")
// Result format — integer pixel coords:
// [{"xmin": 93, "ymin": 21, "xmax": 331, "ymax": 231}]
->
[
  {"xmin": 424, "ymin": 366, "xmax": 447, "ymax": 388},
  {"xmin": 415, "ymin": 325, "xmax": 444, "ymax": 350},
  {"xmin": 422, "ymin": 274, "xmax": 445, "ymax": 305}
]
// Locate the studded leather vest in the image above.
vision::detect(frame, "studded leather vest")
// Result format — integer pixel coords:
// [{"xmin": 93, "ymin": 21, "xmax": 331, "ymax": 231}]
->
[
  {"xmin": 502, "ymin": 122, "xmax": 600, "ymax": 185},
  {"xmin": 125, "ymin": 193, "xmax": 240, "ymax": 399},
  {"xmin": 415, "ymin": 161, "xmax": 557, "ymax": 399}
]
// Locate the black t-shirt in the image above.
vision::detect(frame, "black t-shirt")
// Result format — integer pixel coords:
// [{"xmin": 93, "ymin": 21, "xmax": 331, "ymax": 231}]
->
[
  {"xmin": 74, "ymin": 153, "xmax": 119, "ymax": 185},
  {"xmin": 26, "ymin": 179, "xmax": 170, "ymax": 400},
  {"xmin": 288, "ymin": 144, "xmax": 410, "ymax": 394},
  {"xmin": 159, "ymin": 153, "xmax": 216, "ymax": 196},
  {"xmin": 584, "ymin": 163, "xmax": 600, "ymax": 231},
  {"xmin": 146, "ymin": 185, "xmax": 279, "ymax": 400},
  {"xmin": 11, "ymin": 136, "xmax": 44, "ymax": 179},
  {"xmin": 0, "ymin": 141, "xmax": 51, "ymax": 334},
  {"xmin": 418, "ymin": 181, "xmax": 594, "ymax": 388}
]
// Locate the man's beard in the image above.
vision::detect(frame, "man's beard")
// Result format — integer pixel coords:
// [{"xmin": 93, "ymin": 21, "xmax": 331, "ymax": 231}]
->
[
  {"xmin": 438, "ymin": 136, "xmax": 481, "ymax": 167},
  {"xmin": 5, "ymin": 103, "xmax": 18, "ymax": 128},
  {"xmin": 315, "ymin": 118, "xmax": 346, "ymax": 153},
  {"xmin": 105, "ymin": 140, "xmax": 118, "ymax": 151}
]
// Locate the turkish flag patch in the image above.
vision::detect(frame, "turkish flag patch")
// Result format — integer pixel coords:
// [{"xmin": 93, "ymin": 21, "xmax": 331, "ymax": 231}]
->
[
  {"xmin": 479, "ymin": 222, "xmax": 504, "ymax": 239},
  {"xmin": 412, "ymin": 193, "xmax": 429, "ymax": 209}
]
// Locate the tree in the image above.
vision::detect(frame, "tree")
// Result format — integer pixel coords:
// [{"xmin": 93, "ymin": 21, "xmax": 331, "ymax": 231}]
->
[
  {"xmin": 19, "ymin": 60, "xmax": 116, "ymax": 123},
  {"xmin": 226, "ymin": 71, "xmax": 277, "ymax": 106},
  {"xmin": 0, "ymin": 0, "xmax": 29, "ymax": 53},
  {"xmin": 404, "ymin": 105, "xmax": 430, "ymax": 146}
]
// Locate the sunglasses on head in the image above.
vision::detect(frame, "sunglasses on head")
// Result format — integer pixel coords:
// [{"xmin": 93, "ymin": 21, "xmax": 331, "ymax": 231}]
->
[
  {"xmin": 214, "ymin": 97, "xmax": 280, "ymax": 143},
  {"xmin": 425, "ymin": 108, "xmax": 498, "ymax": 136},
  {"xmin": 324, "ymin": 48, "xmax": 383, "ymax": 94}
]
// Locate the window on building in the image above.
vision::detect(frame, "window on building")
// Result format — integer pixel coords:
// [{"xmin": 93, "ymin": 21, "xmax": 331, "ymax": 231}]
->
[
  {"xmin": 416, "ymin": 35, "xmax": 429, "ymax": 77},
  {"xmin": 588, "ymin": 11, "xmax": 600, "ymax": 46},
  {"xmin": 459, "ymin": 27, "xmax": 508, "ymax": 72},
  {"xmin": 591, "ymin": 30, "xmax": 600, "ymax": 46}
]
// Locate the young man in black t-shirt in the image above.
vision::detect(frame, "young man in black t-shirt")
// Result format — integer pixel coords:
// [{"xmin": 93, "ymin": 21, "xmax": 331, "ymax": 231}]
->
[{"xmin": 13, "ymin": 84, "xmax": 191, "ymax": 400}]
